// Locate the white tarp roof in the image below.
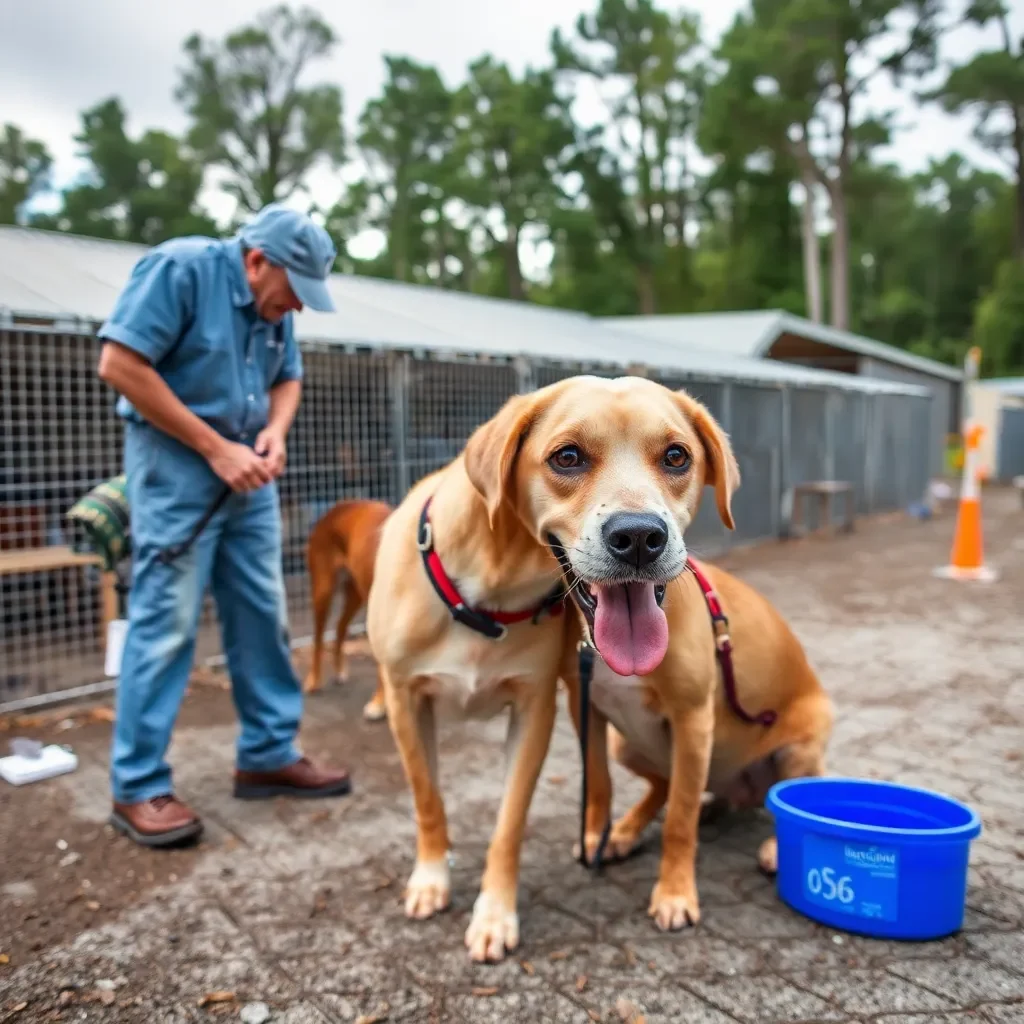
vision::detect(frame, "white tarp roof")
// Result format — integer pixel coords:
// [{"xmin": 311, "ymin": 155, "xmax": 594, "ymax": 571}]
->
[{"xmin": 0, "ymin": 226, "xmax": 932, "ymax": 396}]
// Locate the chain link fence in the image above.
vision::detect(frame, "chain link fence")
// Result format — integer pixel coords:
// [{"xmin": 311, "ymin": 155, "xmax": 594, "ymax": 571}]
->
[{"xmin": 1, "ymin": 326, "xmax": 934, "ymax": 711}]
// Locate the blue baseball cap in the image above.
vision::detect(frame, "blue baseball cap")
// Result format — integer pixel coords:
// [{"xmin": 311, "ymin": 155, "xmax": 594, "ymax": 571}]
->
[{"xmin": 238, "ymin": 203, "xmax": 337, "ymax": 313}]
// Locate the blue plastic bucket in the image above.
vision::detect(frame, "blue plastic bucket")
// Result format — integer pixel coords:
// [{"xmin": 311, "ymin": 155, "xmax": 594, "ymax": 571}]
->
[{"xmin": 766, "ymin": 777, "xmax": 982, "ymax": 940}]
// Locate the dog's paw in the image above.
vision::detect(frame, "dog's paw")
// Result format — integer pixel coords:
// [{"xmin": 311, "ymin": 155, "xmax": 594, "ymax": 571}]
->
[
  {"xmin": 362, "ymin": 696, "xmax": 387, "ymax": 722},
  {"xmin": 572, "ymin": 823, "xmax": 638, "ymax": 863},
  {"xmin": 404, "ymin": 858, "xmax": 451, "ymax": 920},
  {"xmin": 648, "ymin": 882, "xmax": 701, "ymax": 931},
  {"xmin": 301, "ymin": 672, "xmax": 321, "ymax": 694},
  {"xmin": 465, "ymin": 891, "xmax": 518, "ymax": 963},
  {"xmin": 607, "ymin": 819, "xmax": 642, "ymax": 860},
  {"xmin": 757, "ymin": 836, "xmax": 778, "ymax": 875},
  {"xmin": 572, "ymin": 830, "xmax": 610, "ymax": 863}
]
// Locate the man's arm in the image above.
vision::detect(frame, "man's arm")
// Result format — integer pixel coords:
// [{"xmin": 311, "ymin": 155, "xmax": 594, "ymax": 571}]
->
[
  {"xmin": 98, "ymin": 342, "xmax": 223, "ymax": 459},
  {"xmin": 98, "ymin": 344, "xmax": 272, "ymax": 492},
  {"xmin": 96, "ymin": 251, "xmax": 271, "ymax": 492}
]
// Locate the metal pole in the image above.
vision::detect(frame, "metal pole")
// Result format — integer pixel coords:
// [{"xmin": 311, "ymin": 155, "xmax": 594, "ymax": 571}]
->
[{"xmin": 389, "ymin": 354, "xmax": 410, "ymax": 501}]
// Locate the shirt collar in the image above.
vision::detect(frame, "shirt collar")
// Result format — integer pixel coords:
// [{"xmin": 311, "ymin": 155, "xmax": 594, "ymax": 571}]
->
[{"xmin": 223, "ymin": 238, "xmax": 255, "ymax": 310}]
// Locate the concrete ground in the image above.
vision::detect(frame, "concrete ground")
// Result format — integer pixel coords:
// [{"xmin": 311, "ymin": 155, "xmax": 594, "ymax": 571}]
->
[{"xmin": 2, "ymin": 488, "xmax": 1023, "ymax": 1024}]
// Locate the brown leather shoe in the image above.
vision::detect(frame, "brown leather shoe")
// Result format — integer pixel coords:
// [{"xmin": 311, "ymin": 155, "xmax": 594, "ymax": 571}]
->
[
  {"xmin": 109, "ymin": 795, "xmax": 203, "ymax": 848},
  {"xmin": 233, "ymin": 755, "xmax": 352, "ymax": 800}
]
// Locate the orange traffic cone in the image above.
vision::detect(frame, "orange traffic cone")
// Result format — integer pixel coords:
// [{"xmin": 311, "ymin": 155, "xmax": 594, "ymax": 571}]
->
[{"xmin": 933, "ymin": 422, "xmax": 997, "ymax": 582}]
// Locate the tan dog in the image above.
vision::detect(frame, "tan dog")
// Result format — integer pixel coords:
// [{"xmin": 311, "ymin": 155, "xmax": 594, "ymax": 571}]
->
[
  {"xmin": 366, "ymin": 374, "xmax": 832, "ymax": 958},
  {"xmin": 552, "ymin": 396, "xmax": 834, "ymax": 932},
  {"xmin": 303, "ymin": 498, "xmax": 392, "ymax": 722},
  {"xmin": 365, "ymin": 410, "xmax": 573, "ymax": 963}
]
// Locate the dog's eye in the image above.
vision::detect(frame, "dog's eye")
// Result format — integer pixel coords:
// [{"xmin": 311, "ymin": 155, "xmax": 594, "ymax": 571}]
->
[
  {"xmin": 549, "ymin": 445, "xmax": 585, "ymax": 472},
  {"xmin": 664, "ymin": 445, "xmax": 691, "ymax": 471}
]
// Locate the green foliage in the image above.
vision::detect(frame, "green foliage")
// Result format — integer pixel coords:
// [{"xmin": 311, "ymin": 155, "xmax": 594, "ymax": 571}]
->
[
  {"xmin": 347, "ymin": 56, "xmax": 461, "ymax": 285},
  {"xmin": 974, "ymin": 259, "xmax": 1024, "ymax": 375},
  {"xmin": 174, "ymin": 3, "xmax": 344, "ymax": 214},
  {"xmin": 924, "ymin": 0, "xmax": 1024, "ymax": 258},
  {"xmin": 453, "ymin": 57, "xmax": 575, "ymax": 299},
  {"xmin": 30, "ymin": 98, "xmax": 215, "ymax": 244},
  {"xmin": 0, "ymin": 125, "xmax": 52, "ymax": 225},
  {"xmin": 551, "ymin": 0, "xmax": 705, "ymax": 313},
  {"xmin": 12, "ymin": 0, "xmax": 1024, "ymax": 373}
]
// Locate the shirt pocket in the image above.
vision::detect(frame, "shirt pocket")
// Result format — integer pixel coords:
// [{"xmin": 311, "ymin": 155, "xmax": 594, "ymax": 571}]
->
[{"xmin": 176, "ymin": 324, "xmax": 235, "ymax": 406}]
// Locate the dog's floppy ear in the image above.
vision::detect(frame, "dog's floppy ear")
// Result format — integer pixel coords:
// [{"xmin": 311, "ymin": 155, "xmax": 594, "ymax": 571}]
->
[
  {"xmin": 464, "ymin": 391, "xmax": 540, "ymax": 527},
  {"xmin": 674, "ymin": 390, "xmax": 740, "ymax": 531}
]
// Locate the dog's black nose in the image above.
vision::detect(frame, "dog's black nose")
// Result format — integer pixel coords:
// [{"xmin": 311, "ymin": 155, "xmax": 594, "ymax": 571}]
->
[{"xmin": 602, "ymin": 512, "xmax": 669, "ymax": 568}]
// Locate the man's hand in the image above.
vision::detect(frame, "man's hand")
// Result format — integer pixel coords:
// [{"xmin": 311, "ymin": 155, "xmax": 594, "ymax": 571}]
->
[
  {"xmin": 254, "ymin": 425, "xmax": 287, "ymax": 479},
  {"xmin": 208, "ymin": 440, "xmax": 275, "ymax": 492}
]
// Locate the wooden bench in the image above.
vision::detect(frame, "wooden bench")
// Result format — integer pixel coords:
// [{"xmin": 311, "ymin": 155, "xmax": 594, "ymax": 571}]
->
[
  {"xmin": 788, "ymin": 480, "xmax": 856, "ymax": 537},
  {"xmin": 0, "ymin": 546, "xmax": 118, "ymax": 650}
]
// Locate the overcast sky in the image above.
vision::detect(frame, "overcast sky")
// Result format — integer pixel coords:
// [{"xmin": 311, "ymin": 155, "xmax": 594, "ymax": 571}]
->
[{"xmin": 2, "ymin": 0, "xmax": 1018, "ymax": 264}]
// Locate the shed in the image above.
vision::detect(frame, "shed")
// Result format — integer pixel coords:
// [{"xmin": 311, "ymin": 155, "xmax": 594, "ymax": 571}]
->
[
  {"xmin": 0, "ymin": 225, "xmax": 936, "ymax": 708},
  {"xmin": 604, "ymin": 310, "xmax": 963, "ymax": 478}
]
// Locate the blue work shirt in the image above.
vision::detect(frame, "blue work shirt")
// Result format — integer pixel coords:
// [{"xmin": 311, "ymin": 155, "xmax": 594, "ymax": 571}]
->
[{"xmin": 99, "ymin": 236, "xmax": 303, "ymax": 444}]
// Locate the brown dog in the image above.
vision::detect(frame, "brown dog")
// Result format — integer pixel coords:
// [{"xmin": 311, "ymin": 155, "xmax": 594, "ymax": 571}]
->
[{"xmin": 303, "ymin": 498, "xmax": 392, "ymax": 722}]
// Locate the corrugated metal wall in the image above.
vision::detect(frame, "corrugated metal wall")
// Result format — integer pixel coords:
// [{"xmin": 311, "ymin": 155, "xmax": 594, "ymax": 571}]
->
[
  {"xmin": 859, "ymin": 356, "xmax": 955, "ymax": 479},
  {"xmin": 1, "ymin": 328, "xmax": 934, "ymax": 710}
]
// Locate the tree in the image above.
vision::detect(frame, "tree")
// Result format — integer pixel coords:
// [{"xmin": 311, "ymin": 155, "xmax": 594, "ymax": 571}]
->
[
  {"xmin": 701, "ymin": 26, "xmax": 825, "ymax": 321},
  {"xmin": 552, "ymin": 0, "xmax": 706, "ymax": 314},
  {"xmin": 35, "ymin": 98, "xmax": 215, "ymax": 244},
  {"xmin": 175, "ymin": 3, "xmax": 345, "ymax": 215},
  {"xmin": 925, "ymin": 0, "xmax": 1024, "ymax": 260},
  {"xmin": 847, "ymin": 155, "xmax": 1007, "ymax": 355},
  {"xmin": 352, "ymin": 56, "xmax": 461, "ymax": 285},
  {"xmin": 694, "ymin": 156, "xmax": 805, "ymax": 314},
  {"xmin": 454, "ymin": 57, "xmax": 575, "ymax": 300},
  {"xmin": 0, "ymin": 124, "xmax": 52, "ymax": 225},
  {"xmin": 705, "ymin": 0, "xmax": 943, "ymax": 331},
  {"xmin": 974, "ymin": 258, "xmax": 1024, "ymax": 372}
]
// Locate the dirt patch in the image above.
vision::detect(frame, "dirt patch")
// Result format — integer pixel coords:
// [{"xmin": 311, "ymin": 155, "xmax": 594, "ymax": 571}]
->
[{"xmin": 0, "ymin": 782, "xmax": 202, "ymax": 969}]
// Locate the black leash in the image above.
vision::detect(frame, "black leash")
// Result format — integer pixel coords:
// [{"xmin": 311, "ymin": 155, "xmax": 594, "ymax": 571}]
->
[
  {"xmin": 156, "ymin": 445, "xmax": 274, "ymax": 565},
  {"xmin": 546, "ymin": 533, "xmax": 612, "ymax": 872},
  {"xmin": 576, "ymin": 639, "xmax": 611, "ymax": 871},
  {"xmin": 157, "ymin": 486, "xmax": 232, "ymax": 565}
]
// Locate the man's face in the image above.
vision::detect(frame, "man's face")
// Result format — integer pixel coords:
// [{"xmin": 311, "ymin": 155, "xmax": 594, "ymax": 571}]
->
[{"xmin": 243, "ymin": 248, "xmax": 303, "ymax": 323}]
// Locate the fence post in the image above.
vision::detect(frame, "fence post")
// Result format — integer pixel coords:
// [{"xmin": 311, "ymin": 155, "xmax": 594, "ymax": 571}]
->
[
  {"xmin": 825, "ymin": 391, "xmax": 838, "ymax": 481},
  {"xmin": 515, "ymin": 356, "xmax": 535, "ymax": 395},
  {"xmin": 864, "ymin": 395, "xmax": 878, "ymax": 513},
  {"xmin": 388, "ymin": 353, "xmax": 411, "ymax": 501},
  {"xmin": 779, "ymin": 385, "xmax": 791, "ymax": 537},
  {"xmin": 720, "ymin": 381, "xmax": 734, "ymax": 433}
]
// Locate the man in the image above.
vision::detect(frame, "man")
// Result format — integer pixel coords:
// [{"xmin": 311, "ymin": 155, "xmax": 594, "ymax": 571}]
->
[{"xmin": 97, "ymin": 203, "xmax": 351, "ymax": 849}]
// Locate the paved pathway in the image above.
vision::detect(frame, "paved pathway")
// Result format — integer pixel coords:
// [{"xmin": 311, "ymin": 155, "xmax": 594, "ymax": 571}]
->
[{"xmin": 1, "ymin": 490, "xmax": 1023, "ymax": 1023}]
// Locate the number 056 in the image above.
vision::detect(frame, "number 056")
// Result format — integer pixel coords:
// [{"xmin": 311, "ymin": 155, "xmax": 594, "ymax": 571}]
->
[{"xmin": 807, "ymin": 866, "xmax": 854, "ymax": 904}]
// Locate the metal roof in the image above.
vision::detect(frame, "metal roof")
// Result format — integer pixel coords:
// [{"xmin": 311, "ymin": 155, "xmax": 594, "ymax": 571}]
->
[
  {"xmin": 977, "ymin": 376, "xmax": 1024, "ymax": 398},
  {"xmin": 0, "ymin": 226, "xmax": 930, "ymax": 396},
  {"xmin": 605, "ymin": 310, "xmax": 964, "ymax": 383}
]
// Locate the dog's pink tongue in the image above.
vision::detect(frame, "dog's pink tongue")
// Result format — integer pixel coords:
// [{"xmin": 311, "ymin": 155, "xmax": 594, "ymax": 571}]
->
[{"xmin": 593, "ymin": 582, "xmax": 669, "ymax": 676}]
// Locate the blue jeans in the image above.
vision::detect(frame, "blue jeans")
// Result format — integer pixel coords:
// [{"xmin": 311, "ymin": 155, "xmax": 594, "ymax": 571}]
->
[{"xmin": 111, "ymin": 422, "xmax": 302, "ymax": 803}]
